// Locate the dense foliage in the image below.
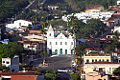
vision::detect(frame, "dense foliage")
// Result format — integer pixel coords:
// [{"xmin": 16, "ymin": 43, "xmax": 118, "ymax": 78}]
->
[
  {"xmin": 45, "ymin": 0, "xmax": 117, "ymax": 12},
  {"xmin": 113, "ymin": 67, "xmax": 120, "ymax": 77},
  {"xmin": 0, "ymin": 0, "xmax": 29, "ymax": 22},
  {"xmin": 45, "ymin": 70, "xmax": 57, "ymax": 80},
  {"xmin": 67, "ymin": 16, "xmax": 106, "ymax": 38},
  {"xmin": 65, "ymin": 0, "xmax": 117, "ymax": 11},
  {"xmin": 70, "ymin": 73, "xmax": 80, "ymax": 80},
  {"xmin": 0, "ymin": 42, "xmax": 24, "ymax": 59}
]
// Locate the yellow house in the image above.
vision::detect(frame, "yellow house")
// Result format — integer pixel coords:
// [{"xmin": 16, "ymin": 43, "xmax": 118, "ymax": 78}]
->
[
  {"xmin": 83, "ymin": 62, "xmax": 120, "ymax": 74},
  {"xmin": 83, "ymin": 53, "xmax": 111, "ymax": 64}
]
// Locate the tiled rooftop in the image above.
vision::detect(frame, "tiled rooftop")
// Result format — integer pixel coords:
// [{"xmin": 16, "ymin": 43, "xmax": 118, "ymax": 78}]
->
[{"xmin": 11, "ymin": 75, "xmax": 36, "ymax": 80}]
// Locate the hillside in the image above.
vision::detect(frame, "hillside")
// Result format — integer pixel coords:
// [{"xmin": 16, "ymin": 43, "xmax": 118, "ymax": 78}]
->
[
  {"xmin": 0, "ymin": 0, "xmax": 29, "ymax": 22},
  {"xmin": 45, "ymin": 0, "xmax": 118, "ymax": 11}
]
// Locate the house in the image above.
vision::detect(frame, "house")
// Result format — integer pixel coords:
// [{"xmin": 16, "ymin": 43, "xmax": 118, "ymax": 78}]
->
[
  {"xmin": 22, "ymin": 30, "xmax": 46, "ymax": 40},
  {"xmin": 19, "ymin": 38, "xmax": 46, "ymax": 53},
  {"xmin": 83, "ymin": 62, "xmax": 120, "ymax": 74},
  {"xmin": 112, "ymin": 26, "xmax": 120, "ymax": 33},
  {"xmin": 105, "ymin": 14, "xmax": 120, "ymax": 27},
  {"xmin": 48, "ymin": 5, "xmax": 59, "ymax": 10},
  {"xmin": 112, "ymin": 51, "xmax": 120, "ymax": 63},
  {"xmin": 85, "ymin": 71, "xmax": 110, "ymax": 80},
  {"xmin": 0, "ymin": 72, "xmax": 44, "ymax": 80},
  {"xmin": 117, "ymin": 0, "xmax": 120, "ymax": 5},
  {"xmin": 47, "ymin": 25, "xmax": 75, "ymax": 55},
  {"xmin": 83, "ymin": 53, "xmax": 111, "ymax": 64},
  {"xmin": 85, "ymin": 48, "xmax": 104, "ymax": 54},
  {"xmin": 6, "ymin": 20, "xmax": 32, "ymax": 31},
  {"xmin": 2, "ymin": 56, "xmax": 19, "ymax": 72},
  {"xmin": 62, "ymin": 11, "xmax": 113, "ymax": 23},
  {"xmin": 85, "ymin": 5, "xmax": 104, "ymax": 13}
]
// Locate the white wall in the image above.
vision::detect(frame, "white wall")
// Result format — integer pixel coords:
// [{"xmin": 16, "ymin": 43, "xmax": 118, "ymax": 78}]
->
[
  {"xmin": 2, "ymin": 58, "xmax": 11, "ymax": 67},
  {"xmin": 47, "ymin": 25, "xmax": 75, "ymax": 55},
  {"xmin": 6, "ymin": 20, "xmax": 32, "ymax": 31}
]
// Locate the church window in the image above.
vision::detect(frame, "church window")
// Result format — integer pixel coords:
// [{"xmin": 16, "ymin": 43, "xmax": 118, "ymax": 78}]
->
[
  {"xmin": 55, "ymin": 42, "xmax": 57, "ymax": 45},
  {"xmin": 49, "ymin": 49, "xmax": 52, "ymax": 54},
  {"xmin": 49, "ymin": 33, "xmax": 51, "ymax": 36},
  {"xmin": 55, "ymin": 49, "xmax": 58, "ymax": 54},
  {"xmin": 65, "ymin": 49, "xmax": 67, "ymax": 54},
  {"xmin": 60, "ymin": 49, "xmax": 63, "ymax": 54},
  {"xmin": 71, "ymin": 42, "xmax": 73, "ymax": 45},
  {"xmin": 50, "ymin": 42, "xmax": 52, "ymax": 45},
  {"xmin": 65, "ymin": 42, "xmax": 67, "ymax": 45},
  {"xmin": 60, "ymin": 42, "xmax": 62, "ymax": 45}
]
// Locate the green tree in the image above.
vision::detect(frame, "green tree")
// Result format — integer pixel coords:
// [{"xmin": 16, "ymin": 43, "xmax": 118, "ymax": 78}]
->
[
  {"xmin": 70, "ymin": 73, "xmax": 80, "ymax": 80},
  {"xmin": 75, "ymin": 43, "xmax": 87, "ymax": 57},
  {"xmin": 113, "ymin": 67, "xmax": 120, "ymax": 78},
  {"xmin": 35, "ymin": 68, "xmax": 41, "ymax": 74},
  {"xmin": 0, "ymin": 42, "xmax": 24, "ymax": 60},
  {"xmin": 45, "ymin": 70, "xmax": 57, "ymax": 80}
]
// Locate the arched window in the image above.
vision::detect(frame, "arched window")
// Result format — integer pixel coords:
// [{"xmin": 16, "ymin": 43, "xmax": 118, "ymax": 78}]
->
[
  {"xmin": 55, "ymin": 49, "xmax": 58, "ymax": 54},
  {"xmin": 71, "ymin": 49, "xmax": 74, "ymax": 55},
  {"xmin": 102, "ymin": 59, "xmax": 104, "ymax": 61},
  {"xmin": 95, "ymin": 59, "xmax": 97, "ymax": 62},
  {"xmin": 99, "ymin": 59, "xmax": 101, "ymax": 62},
  {"xmin": 86, "ymin": 59, "xmax": 89, "ymax": 63},
  {"xmin": 49, "ymin": 49, "xmax": 52, "ymax": 54},
  {"xmin": 65, "ymin": 49, "xmax": 67, "ymax": 54},
  {"xmin": 49, "ymin": 33, "xmax": 51, "ymax": 36},
  {"xmin": 60, "ymin": 49, "xmax": 62, "ymax": 54},
  {"xmin": 92, "ymin": 59, "xmax": 94, "ymax": 62}
]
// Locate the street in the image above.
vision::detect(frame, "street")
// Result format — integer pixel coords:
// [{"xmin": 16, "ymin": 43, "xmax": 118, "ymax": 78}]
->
[{"xmin": 31, "ymin": 55, "xmax": 73, "ymax": 70}]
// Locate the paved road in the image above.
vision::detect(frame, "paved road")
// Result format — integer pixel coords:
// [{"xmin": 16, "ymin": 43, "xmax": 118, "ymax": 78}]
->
[{"xmin": 32, "ymin": 55, "xmax": 73, "ymax": 70}]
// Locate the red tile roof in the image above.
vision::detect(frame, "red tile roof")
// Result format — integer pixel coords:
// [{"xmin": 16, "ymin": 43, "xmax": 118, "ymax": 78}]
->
[
  {"xmin": 11, "ymin": 75, "xmax": 36, "ymax": 80},
  {"xmin": 86, "ymin": 61, "xmax": 116, "ymax": 64},
  {"xmin": 86, "ymin": 5, "xmax": 103, "ymax": 10},
  {"xmin": 0, "ymin": 72, "xmax": 36, "ymax": 76},
  {"xmin": 27, "ymin": 30, "xmax": 42, "ymax": 34}
]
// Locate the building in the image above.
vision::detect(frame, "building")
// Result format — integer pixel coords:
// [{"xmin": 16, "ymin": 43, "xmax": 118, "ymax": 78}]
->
[
  {"xmin": 83, "ymin": 62, "xmax": 120, "ymax": 74},
  {"xmin": 47, "ymin": 25, "xmax": 75, "ymax": 55},
  {"xmin": 6, "ymin": 20, "xmax": 32, "ymax": 31},
  {"xmin": 105, "ymin": 14, "xmax": 120, "ymax": 27},
  {"xmin": 85, "ymin": 71, "xmax": 110, "ymax": 80},
  {"xmin": 48, "ymin": 5, "xmax": 59, "ymax": 10},
  {"xmin": 0, "ymin": 72, "xmax": 44, "ymax": 80},
  {"xmin": 83, "ymin": 53, "xmax": 111, "ymax": 64},
  {"xmin": 117, "ymin": 0, "xmax": 120, "ymax": 5},
  {"xmin": 85, "ymin": 48, "xmax": 104, "ymax": 54},
  {"xmin": 22, "ymin": 30, "xmax": 46, "ymax": 40},
  {"xmin": 18, "ymin": 30, "xmax": 46, "ymax": 54},
  {"xmin": 112, "ymin": 26, "xmax": 120, "ymax": 33},
  {"xmin": 62, "ymin": 11, "xmax": 113, "ymax": 23},
  {"xmin": 19, "ymin": 38, "xmax": 46, "ymax": 53},
  {"xmin": 85, "ymin": 5, "xmax": 104, "ymax": 13},
  {"xmin": 2, "ymin": 56, "xmax": 19, "ymax": 72}
]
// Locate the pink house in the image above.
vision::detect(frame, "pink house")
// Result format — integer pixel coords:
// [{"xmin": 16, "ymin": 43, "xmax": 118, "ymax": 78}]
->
[{"xmin": 86, "ymin": 71, "xmax": 110, "ymax": 80}]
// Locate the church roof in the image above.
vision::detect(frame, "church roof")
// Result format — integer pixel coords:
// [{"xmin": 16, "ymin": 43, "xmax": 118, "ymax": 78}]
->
[{"xmin": 48, "ymin": 24, "xmax": 53, "ymax": 31}]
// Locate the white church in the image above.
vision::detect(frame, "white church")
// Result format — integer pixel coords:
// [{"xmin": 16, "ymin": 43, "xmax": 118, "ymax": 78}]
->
[{"xmin": 47, "ymin": 25, "xmax": 75, "ymax": 55}]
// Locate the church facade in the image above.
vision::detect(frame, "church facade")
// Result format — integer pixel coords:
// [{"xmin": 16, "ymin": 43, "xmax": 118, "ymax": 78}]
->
[{"xmin": 47, "ymin": 25, "xmax": 75, "ymax": 55}]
